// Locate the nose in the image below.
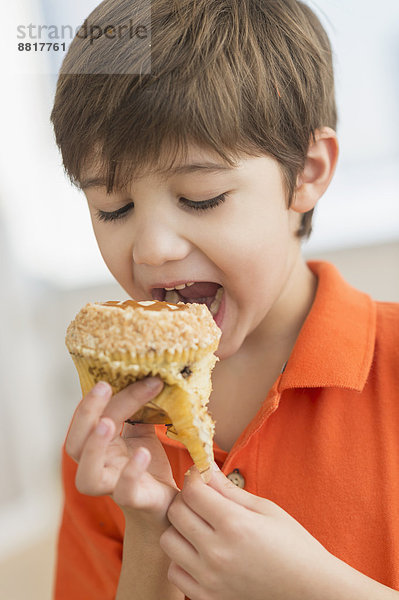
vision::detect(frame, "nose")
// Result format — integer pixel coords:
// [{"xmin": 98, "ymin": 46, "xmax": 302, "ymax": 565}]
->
[{"xmin": 132, "ymin": 217, "xmax": 191, "ymax": 266}]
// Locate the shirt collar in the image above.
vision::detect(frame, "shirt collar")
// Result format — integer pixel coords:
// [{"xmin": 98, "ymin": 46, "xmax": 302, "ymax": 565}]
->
[{"xmin": 279, "ymin": 261, "xmax": 376, "ymax": 392}]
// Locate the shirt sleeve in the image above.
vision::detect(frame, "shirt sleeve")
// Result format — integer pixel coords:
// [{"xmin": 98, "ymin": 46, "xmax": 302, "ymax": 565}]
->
[{"xmin": 53, "ymin": 447, "xmax": 125, "ymax": 600}]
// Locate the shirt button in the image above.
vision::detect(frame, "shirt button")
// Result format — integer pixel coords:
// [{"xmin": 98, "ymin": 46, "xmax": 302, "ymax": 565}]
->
[{"xmin": 227, "ymin": 469, "xmax": 245, "ymax": 488}]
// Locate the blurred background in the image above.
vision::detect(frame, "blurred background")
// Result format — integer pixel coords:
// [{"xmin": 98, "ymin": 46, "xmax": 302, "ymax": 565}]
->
[{"xmin": 1, "ymin": 0, "xmax": 398, "ymax": 598}]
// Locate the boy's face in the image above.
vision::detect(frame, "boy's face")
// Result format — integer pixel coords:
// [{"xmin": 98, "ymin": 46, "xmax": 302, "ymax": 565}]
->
[{"xmin": 82, "ymin": 146, "xmax": 303, "ymax": 360}]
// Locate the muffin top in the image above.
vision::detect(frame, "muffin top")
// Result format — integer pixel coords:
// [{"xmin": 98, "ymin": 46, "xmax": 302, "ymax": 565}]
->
[{"xmin": 65, "ymin": 299, "xmax": 221, "ymax": 356}]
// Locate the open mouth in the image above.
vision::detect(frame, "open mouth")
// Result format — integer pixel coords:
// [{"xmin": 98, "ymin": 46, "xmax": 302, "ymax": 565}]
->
[{"xmin": 151, "ymin": 282, "xmax": 224, "ymax": 317}]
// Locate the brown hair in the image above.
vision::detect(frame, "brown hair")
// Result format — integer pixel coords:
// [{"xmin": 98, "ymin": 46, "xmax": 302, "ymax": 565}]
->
[{"xmin": 51, "ymin": 0, "xmax": 337, "ymax": 238}]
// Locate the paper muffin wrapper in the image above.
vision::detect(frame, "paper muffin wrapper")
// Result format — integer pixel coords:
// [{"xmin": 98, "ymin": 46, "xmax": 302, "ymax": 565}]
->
[{"xmin": 69, "ymin": 347, "xmax": 217, "ymax": 472}]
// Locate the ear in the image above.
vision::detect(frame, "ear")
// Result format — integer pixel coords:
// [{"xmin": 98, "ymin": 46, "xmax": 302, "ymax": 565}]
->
[{"xmin": 292, "ymin": 127, "xmax": 339, "ymax": 213}]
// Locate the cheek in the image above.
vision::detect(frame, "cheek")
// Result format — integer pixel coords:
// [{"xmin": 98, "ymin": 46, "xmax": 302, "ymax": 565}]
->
[
  {"xmin": 93, "ymin": 226, "xmax": 133, "ymax": 284},
  {"xmin": 220, "ymin": 207, "xmax": 290, "ymax": 268},
  {"xmin": 229, "ymin": 218, "xmax": 294, "ymax": 304}
]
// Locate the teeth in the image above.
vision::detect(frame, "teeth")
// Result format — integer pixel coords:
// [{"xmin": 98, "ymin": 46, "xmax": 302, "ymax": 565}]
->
[
  {"xmin": 164, "ymin": 285, "xmax": 224, "ymax": 315},
  {"xmin": 209, "ymin": 287, "xmax": 224, "ymax": 317},
  {"xmin": 164, "ymin": 290, "xmax": 181, "ymax": 303},
  {"xmin": 164, "ymin": 282, "xmax": 195, "ymax": 291}
]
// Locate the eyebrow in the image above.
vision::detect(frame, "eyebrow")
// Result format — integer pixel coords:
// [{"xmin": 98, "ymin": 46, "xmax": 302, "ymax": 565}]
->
[{"xmin": 79, "ymin": 162, "xmax": 235, "ymax": 190}]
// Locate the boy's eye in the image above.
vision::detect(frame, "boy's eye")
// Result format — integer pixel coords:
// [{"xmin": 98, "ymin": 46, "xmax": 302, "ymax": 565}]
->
[
  {"xmin": 96, "ymin": 202, "xmax": 134, "ymax": 223},
  {"xmin": 95, "ymin": 193, "xmax": 227, "ymax": 223},
  {"xmin": 179, "ymin": 193, "xmax": 227, "ymax": 212}
]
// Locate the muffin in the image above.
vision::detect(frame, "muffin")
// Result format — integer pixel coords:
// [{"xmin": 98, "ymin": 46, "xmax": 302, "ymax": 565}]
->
[{"xmin": 65, "ymin": 299, "xmax": 221, "ymax": 473}]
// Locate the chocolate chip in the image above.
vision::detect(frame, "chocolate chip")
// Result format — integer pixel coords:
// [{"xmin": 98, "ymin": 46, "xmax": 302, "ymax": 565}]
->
[{"xmin": 180, "ymin": 365, "xmax": 192, "ymax": 378}]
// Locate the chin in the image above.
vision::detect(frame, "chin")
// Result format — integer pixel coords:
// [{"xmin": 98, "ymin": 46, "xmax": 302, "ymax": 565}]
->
[{"xmin": 215, "ymin": 336, "xmax": 243, "ymax": 361}]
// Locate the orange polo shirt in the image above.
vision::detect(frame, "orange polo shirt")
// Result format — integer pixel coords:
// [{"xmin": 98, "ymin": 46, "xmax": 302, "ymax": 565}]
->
[{"xmin": 54, "ymin": 261, "xmax": 399, "ymax": 598}]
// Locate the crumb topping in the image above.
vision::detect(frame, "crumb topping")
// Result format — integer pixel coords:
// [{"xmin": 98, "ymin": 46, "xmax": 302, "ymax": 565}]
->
[{"xmin": 66, "ymin": 299, "xmax": 221, "ymax": 356}]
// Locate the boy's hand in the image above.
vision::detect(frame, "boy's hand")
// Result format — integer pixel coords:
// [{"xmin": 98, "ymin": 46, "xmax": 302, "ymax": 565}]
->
[
  {"xmin": 160, "ymin": 465, "xmax": 336, "ymax": 600},
  {"xmin": 65, "ymin": 378, "xmax": 179, "ymax": 529}
]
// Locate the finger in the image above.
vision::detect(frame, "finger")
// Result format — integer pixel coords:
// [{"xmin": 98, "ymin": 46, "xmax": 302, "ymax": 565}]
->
[
  {"xmin": 102, "ymin": 377, "xmax": 164, "ymax": 429},
  {"xmin": 114, "ymin": 447, "xmax": 178, "ymax": 513},
  {"xmin": 167, "ymin": 492, "xmax": 213, "ymax": 550},
  {"xmin": 113, "ymin": 447, "xmax": 179, "ymax": 515},
  {"xmin": 167, "ymin": 562, "xmax": 202, "ymax": 600},
  {"xmin": 207, "ymin": 464, "xmax": 262, "ymax": 511},
  {"xmin": 181, "ymin": 467, "xmax": 245, "ymax": 528},
  {"xmin": 160, "ymin": 526, "xmax": 199, "ymax": 580},
  {"xmin": 66, "ymin": 381, "xmax": 112, "ymax": 462},
  {"xmin": 75, "ymin": 417, "xmax": 118, "ymax": 495},
  {"xmin": 112, "ymin": 446, "xmax": 153, "ymax": 508},
  {"xmin": 122, "ymin": 422, "xmax": 156, "ymax": 440}
]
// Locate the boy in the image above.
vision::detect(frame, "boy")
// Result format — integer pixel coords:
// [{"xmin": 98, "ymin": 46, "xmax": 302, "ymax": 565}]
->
[{"xmin": 51, "ymin": 1, "xmax": 399, "ymax": 599}]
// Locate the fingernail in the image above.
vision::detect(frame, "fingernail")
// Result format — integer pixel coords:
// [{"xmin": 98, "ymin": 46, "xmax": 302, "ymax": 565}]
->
[
  {"xmin": 93, "ymin": 381, "xmax": 110, "ymax": 396},
  {"xmin": 201, "ymin": 469, "xmax": 212, "ymax": 483},
  {"xmin": 143, "ymin": 377, "xmax": 162, "ymax": 391},
  {"xmin": 96, "ymin": 418, "xmax": 110, "ymax": 436},
  {"xmin": 134, "ymin": 447, "xmax": 150, "ymax": 468},
  {"xmin": 212, "ymin": 460, "xmax": 220, "ymax": 471},
  {"xmin": 184, "ymin": 465, "xmax": 198, "ymax": 477}
]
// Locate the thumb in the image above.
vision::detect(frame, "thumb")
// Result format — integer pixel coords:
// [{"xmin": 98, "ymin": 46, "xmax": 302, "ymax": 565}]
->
[{"xmin": 207, "ymin": 463, "xmax": 261, "ymax": 511}]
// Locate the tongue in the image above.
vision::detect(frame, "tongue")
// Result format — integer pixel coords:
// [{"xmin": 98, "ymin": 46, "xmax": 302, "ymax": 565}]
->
[{"xmin": 178, "ymin": 282, "xmax": 220, "ymax": 300}]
